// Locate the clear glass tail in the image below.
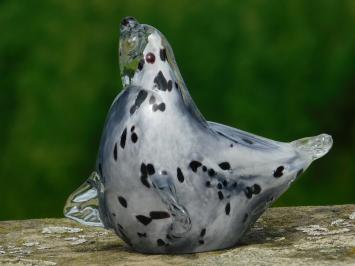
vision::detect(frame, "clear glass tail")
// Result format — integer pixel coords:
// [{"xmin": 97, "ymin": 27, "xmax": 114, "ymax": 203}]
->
[
  {"xmin": 291, "ymin": 133, "xmax": 333, "ymax": 161},
  {"xmin": 63, "ymin": 172, "xmax": 104, "ymax": 227}
]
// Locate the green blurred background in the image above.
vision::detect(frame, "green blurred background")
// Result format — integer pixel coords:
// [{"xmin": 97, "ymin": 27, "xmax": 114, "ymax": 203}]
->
[{"xmin": 0, "ymin": 0, "xmax": 354, "ymax": 220}]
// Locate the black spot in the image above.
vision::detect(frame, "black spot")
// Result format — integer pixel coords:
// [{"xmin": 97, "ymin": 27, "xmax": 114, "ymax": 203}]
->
[
  {"xmin": 118, "ymin": 196, "xmax": 127, "ymax": 208},
  {"xmin": 218, "ymin": 191, "xmax": 224, "ymax": 200},
  {"xmin": 208, "ymin": 168, "xmax": 216, "ymax": 177},
  {"xmin": 242, "ymin": 138, "xmax": 253, "ymax": 144},
  {"xmin": 113, "ymin": 143, "xmax": 118, "ymax": 161},
  {"xmin": 161, "ymin": 170, "xmax": 167, "ymax": 175},
  {"xmin": 159, "ymin": 103, "xmax": 166, "ymax": 111},
  {"xmin": 136, "ymin": 215, "xmax": 152, "ymax": 225},
  {"xmin": 217, "ymin": 183, "xmax": 222, "ymax": 189},
  {"xmin": 131, "ymin": 132, "xmax": 138, "ymax": 143},
  {"xmin": 112, "ymin": 212, "xmax": 116, "ymax": 217},
  {"xmin": 230, "ymin": 144, "xmax": 234, "ymax": 148},
  {"xmin": 140, "ymin": 163, "xmax": 150, "ymax": 188},
  {"xmin": 167, "ymin": 81, "xmax": 173, "ymax": 91},
  {"xmin": 244, "ymin": 187, "xmax": 253, "ymax": 199},
  {"xmin": 154, "ymin": 71, "xmax": 173, "ymax": 91},
  {"xmin": 243, "ymin": 213, "xmax": 249, "ymax": 223},
  {"xmin": 252, "ymin": 184, "xmax": 261, "ymax": 194},
  {"xmin": 130, "ymin": 90, "xmax": 148, "ymax": 115},
  {"xmin": 297, "ymin": 168, "xmax": 304, "ymax": 177},
  {"xmin": 200, "ymin": 228, "xmax": 206, "ymax": 237},
  {"xmin": 150, "ymin": 211, "xmax": 170, "ymax": 219},
  {"xmin": 175, "ymin": 81, "xmax": 179, "ymax": 89},
  {"xmin": 152, "ymin": 104, "xmax": 158, "ymax": 112},
  {"xmin": 137, "ymin": 232, "xmax": 147, "ymax": 238},
  {"xmin": 225, "ymin": 202, "xmax": 231, "ymax": 215},
  {"xmin": 177, "ymin": 168, "xmax": 184, "ymax": 183},
  {"xmin": 222, "ymin": 180, "xmax": 228, "ymax": 187},
  {"xmin": 145, "ymin": 52, "xmax": 155, "ymax": 64},
  {"xmin": 206, "ymin": 181, "xmax": 211, "ymax": 187},
  {"xmin": 157, "ymin": 239, "xmax": 166, "ymax": 246},
  {"xmin": 233, "ymin": 182, "xmax": 238, "ymax": 188},
  {"xmin": 138, "ymin": 59, "xmax": 145, "ymax": 71},
  {"xmin": 189, "ymin": 161, "xmax": 202, "ymax": 172},
  {"xmin": 120, "ymin": 128, "xmax": 127, "ymax": 149},
  {"xmin": 199, "ymin": 240, "xmax": 205, "ymax": 245},
  {"xmin": 202, "ymin": 166, "xmax": 207, "ymax": 172},
  {"xmin": 273, "ymin": 166, "xmax": 284, "ymax": 178},
  {"xmin": 160, "ymin": 48, "xmax": 167, "ymax": 61},
  {"xmin": 131, "ymin": 126, "xmax": 135, "ymax": 132},
  {"xmin": 152, "ymin": 102, "xmax": 166, "ymax": 112},
  {"xmin": 141, "ymin": 176, "xmax": 150, "ymax": 188},
  {"xmin": 146, "ymin": 164, "xmax": 155, "ymax": 175},
  {"xmin": 140, "ymin": 163, "xmax": 147, "ymax": 177},
  {"xmin": 219, "ymin": 162, "xmax": 231, "ymax": 170},
  {"xmin": 149, "ymin": 96, "xmax": 156, "ymax": 104},
  {"xmin": 166, "ymin": 234, "xmax": 172, "ymax": 240}
]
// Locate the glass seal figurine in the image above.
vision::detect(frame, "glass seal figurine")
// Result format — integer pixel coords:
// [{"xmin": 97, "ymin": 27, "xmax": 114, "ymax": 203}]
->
[{"xmin": 64, "ymin": 16, "xmax": 333, "ymax": 254}]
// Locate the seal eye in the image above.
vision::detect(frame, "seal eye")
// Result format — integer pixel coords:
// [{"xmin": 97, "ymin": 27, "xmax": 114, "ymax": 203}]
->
[{"xmin": 145, "ymin": 53, "xmax": 155, "ymax": 64}]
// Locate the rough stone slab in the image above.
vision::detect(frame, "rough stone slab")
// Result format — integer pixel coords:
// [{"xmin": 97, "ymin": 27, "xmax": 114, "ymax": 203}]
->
[{"xmin": 0, "ymin": 205, "xmax": 354, "ymax": 265}]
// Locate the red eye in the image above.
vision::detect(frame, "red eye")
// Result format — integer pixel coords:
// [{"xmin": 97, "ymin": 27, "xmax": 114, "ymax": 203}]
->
[{"xmin": 145, "ymin": 53, "xmax": 155, "ymax": 64}]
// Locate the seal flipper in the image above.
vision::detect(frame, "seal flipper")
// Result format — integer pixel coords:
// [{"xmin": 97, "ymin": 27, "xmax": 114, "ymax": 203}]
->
[
  {"xmin": 64, "ymin": 172, "xmax": 104, "ymax": 227},
  {"xmin": 150, "ymin": 173, "xmax": 192, "ymax": 239}
]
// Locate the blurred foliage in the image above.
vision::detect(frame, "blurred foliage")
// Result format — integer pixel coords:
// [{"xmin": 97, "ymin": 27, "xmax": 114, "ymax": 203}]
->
[{"xmin": 0, "ymin": 0, "xmax": 354, "ymax": 220}]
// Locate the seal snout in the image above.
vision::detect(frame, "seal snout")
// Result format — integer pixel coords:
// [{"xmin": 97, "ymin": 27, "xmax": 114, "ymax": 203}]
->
[{"xmin": 120, "ymin": 16, "xmax": 138, "ymax": 31}]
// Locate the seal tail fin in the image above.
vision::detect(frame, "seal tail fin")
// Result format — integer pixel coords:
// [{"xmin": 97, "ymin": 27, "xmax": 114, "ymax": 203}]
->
[
  {"xmin": 291, "ymin": 133, "xmax": 333, "ymax": 161},
  {"xmin": 63, "ymin": 172, "xmax": 104, "ymax": 227}
]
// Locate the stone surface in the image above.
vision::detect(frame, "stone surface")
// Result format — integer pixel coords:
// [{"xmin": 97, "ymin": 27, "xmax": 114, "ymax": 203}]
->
[{"xmin": 0, "ymin": 205, "xmax": 354, "ymax": 265}]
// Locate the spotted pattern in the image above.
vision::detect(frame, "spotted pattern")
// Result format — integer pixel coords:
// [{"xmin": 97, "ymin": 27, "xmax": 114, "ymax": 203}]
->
[
  {"xmin": 118, "ymin": 196, "xmax": 127, "ymax": 208},
  {"xmin": 273, "ymin": 166, "xmax": 284, "ymax": 178},
  {"xmin": 113, "ymin": 143, "xmax": 117, "ymax": 161},
  {"xmin": 150, "ymin": 211, "xmax": 170, "ymax": 219},
  {"xmin": 146, "ymin": 164, "xmax": 155, "ymax": 175},
  {"xmin": 131, "ymin": 133, "xmax": 138, "ymax": 143},
  {"xmin": 138, "ymin": 59, "xmax": 145, "ymax": 71},
  {"xmin": 120, "ymin": 128, "xmax": 127, "ymax": 149},
  {"xmin": 130, "ymin": 90, "xmax": 148, "ymax": 115},
  {"xmin": 244, "ymin": 184, "xmax": 262, "ymax": 199},
  {"xmin": 200, "ymin": 228, "xmax": 206, "ymax": 237},
  {"xmin": 177, "ymin": 167, "xmax": 184, "ymax": 183},
  {"xmin": 136, "ymin": 215, "xmax": 152, "ymax": 225},
  {"xmin": 154, "ymin": 71, "xmax": 172, "ymax": 92},
  {"xmin": 137, "ymin": 232, "xmax": 147, "ymax": 238},
  {"xmin": 157, "ymin": 239, "xmax": 166, "ymax": 247},
  {"xmin": 208, "ymin": 168, "xmax": 216, "ymax": 177},
  {"xmin": 189, "ymin": 161, "xmax": 202, "ymax": 172},
  {"xmin": 160, "ymin": 48, "xmax": 167, "ymax": 61},
  {"xmin": 218, "ymin": 191, "xmax": 224, "ymax": 200},
  {"xmin": 152, "ymin": 102, "xmax": 166, "ymax": 112},
  {"xmin": 219, "ymin": 162, "xmax": 231, "ymax": 170},
  {"xmin": 140, "ymin": 163, "xmax": 150, "ymax": 188},
  {"xmin": 225, "ymin": 202, "xmax": 231, "ymax": 215}
]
